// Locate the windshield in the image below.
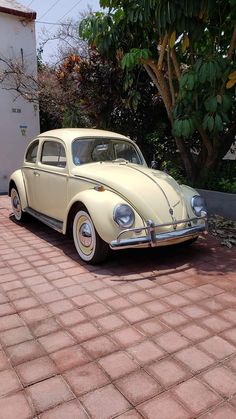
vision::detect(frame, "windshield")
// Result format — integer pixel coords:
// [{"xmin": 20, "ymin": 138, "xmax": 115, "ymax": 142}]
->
[{"xmin": 72, "ymin": 137, "xmax": 144, "ymax": 166}]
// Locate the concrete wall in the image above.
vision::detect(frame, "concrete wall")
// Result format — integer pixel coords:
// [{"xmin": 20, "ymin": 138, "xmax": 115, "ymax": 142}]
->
[
  {"xmin": 198, "ymin": 189, "xmax": 236, "ymax": 221},
  {"xmin": 0, "ymin": 12, "xmax": 40, "ymax": 193}
]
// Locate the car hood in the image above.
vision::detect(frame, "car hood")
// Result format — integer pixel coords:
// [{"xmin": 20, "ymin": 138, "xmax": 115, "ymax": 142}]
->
[{"xmin": 72, "ymin": 162, "xmax": 188, "ymax": 224}]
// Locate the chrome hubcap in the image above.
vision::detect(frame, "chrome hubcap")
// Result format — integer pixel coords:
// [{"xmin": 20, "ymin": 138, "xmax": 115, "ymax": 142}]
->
[
  {"xmin": 79, "ymin": 222, "xmax": 92, "ymax": 247},
  {"xmin": 13, "ymin": 195, "xmax": 19, "ymax": 210}
]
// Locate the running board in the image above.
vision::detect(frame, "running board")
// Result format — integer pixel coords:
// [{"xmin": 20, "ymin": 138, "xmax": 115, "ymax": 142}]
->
[{"xmin": 25, "ymin": 207, "xmax": 63, "ymax": 233}]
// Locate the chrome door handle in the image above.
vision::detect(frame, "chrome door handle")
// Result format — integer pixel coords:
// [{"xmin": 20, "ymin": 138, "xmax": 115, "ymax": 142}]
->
[{"xmin": 33, "ymin": 171, "xmax": 40, "ymax": 176}]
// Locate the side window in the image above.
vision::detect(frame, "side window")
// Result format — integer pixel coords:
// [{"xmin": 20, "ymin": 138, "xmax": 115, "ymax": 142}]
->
[
  {"xmin": 41, "ymin": 141, "xmax": 66, "ymax": 168},
  {"xmin": 25, "ymin": 140, "xmax": 39, "ymax": 163}
]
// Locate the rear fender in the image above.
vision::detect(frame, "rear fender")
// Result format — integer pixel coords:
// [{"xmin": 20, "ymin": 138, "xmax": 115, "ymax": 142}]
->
[{"xmin": 9, "ymin": 170, "xmax": 28, "ymax": 210}]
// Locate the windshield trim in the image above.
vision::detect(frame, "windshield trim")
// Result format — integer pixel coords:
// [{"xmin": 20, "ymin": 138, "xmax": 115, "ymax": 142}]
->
[{"xmin": 71, "ymin": 136, "xmax": 146, "ymax": 166}]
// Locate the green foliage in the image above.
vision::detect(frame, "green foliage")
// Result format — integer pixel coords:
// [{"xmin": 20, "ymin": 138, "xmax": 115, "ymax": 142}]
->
[
  {"xmin": 79, "ymin": 0, "xmax": 236, "ymax": 181},
  {"xmin": 195, "ymin": 161, "xmax": 236, "ymax": 193},
  {"xmin": 121, "ymin": 48, "xmax": 151, "ymax": 70}
]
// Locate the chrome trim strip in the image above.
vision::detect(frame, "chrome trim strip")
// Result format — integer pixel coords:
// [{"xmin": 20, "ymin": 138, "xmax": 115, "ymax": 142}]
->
[{"xmin": 110, "ymin": 224, "xmax": 207, "ymax": 250}]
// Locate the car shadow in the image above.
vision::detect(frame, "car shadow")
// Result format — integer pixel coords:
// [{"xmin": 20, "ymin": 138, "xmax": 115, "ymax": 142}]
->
[{"xmin": 9, "ymin": 213, "xmax": 235, "ymax": 282}]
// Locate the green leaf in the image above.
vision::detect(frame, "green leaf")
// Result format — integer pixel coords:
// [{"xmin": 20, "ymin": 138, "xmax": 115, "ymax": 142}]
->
[
  {"xmin": 204, "ymin": 96, "xmax": 217, "ymax": 112},
  {"xmin": 221, "ymin": 95, "xmax": 232, "ymax": 112},
  {"xmin": 214, "ymin": 113, "xmax": 223, "ymax": 131}
]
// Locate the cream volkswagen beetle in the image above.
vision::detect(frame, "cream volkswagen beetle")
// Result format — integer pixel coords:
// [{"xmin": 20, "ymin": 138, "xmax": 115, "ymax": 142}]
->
[{"xmin": 9, "ymin": 128, "xmax": 207, "ymax": 264}]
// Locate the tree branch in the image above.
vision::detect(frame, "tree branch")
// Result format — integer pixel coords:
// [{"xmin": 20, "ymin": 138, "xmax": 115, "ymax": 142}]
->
[
  {"xmin": 170, "ymin": 48, "xmax": 181, "ymax": 80},
  {"xmin": 157, "ymin": 34, "xmax": 168, "ymax": 70},
  {"xmin": 167, "ymin": 46, "xmax": 175, "ymax": 106},
  {"xmin": 228, "ymin": 26, "xmax": 236, "ymax": 61}
]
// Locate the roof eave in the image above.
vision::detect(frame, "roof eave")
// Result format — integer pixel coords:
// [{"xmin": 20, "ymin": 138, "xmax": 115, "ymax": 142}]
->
[{"xmin": 0, "ymin": 6, "xmax": 36, "ymax": 20}]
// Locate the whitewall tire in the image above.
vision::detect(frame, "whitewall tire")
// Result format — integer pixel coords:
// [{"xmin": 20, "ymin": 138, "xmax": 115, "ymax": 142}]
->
[{"xmin": 73, "ymin": 209, "xmax": 109, "ymax": 264}]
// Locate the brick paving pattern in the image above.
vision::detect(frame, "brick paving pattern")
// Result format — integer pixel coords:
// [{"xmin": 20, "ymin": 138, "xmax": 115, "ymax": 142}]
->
[{"xmin": 0, "ymin": 195, "xmax": 235, "ymax": 418}]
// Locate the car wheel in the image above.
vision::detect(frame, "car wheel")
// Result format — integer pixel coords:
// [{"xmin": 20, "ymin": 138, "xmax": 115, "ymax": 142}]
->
[
  {"xmin": 73, "ymin": 209, "xmax": 109, "ymax": 264},
  {"xmin": 10, "ymin": 187, "xmax": 26, "ymax": 222}
]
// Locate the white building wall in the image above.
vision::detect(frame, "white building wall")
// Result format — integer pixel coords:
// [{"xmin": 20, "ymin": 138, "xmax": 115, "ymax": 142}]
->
[{"xmin": 0, "ymin": 12, "xmax": 40, "ymax": 193}]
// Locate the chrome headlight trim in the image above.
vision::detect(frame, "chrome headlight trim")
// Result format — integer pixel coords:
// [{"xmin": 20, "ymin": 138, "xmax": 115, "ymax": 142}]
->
[
  {"xmin": 113, "ymin": 204, "xmax": 135, "ymax": 228},
  {"xmin": 191, "ymin": 195, "xmax": 207, "ymax": 217}
]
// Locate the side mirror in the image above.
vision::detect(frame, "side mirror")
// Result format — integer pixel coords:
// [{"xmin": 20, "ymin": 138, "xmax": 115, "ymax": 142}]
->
[{"xmin": 151, "ymin": 160, "xmax": 158, "ymax": 169}]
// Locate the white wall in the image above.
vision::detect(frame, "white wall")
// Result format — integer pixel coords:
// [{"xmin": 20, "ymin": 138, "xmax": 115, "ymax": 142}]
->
[{"xmin": 0, "ymin": 12, "xmax": 40, "ymax": 193}]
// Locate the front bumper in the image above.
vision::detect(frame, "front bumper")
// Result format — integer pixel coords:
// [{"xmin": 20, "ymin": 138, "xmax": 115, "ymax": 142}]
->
[{"xmin": 110, "ymin": 216, "xmax": 207, "ymax": 250}]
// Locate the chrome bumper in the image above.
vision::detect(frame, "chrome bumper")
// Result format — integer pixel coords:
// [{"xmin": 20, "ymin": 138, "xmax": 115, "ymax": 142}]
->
[{"xmin": 110, "ymin": 216, "xmax": 207, "ymax": 250}]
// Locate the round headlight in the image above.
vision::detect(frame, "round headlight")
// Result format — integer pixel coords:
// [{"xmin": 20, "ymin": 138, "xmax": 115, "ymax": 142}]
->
[
  {"xmin": 113, "ymin": 204, "xmax": 135, "ymax": 228},
  {"xmin": 191, "ymin": 195, "xmax": 207, "ymax": 217}
]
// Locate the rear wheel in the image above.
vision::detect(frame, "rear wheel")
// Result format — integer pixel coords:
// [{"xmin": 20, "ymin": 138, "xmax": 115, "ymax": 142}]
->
[
  {"xmin": 73, "ymin": 209, "xmax": 109, "ymax": 264},
  {"xmin": 10, "ymin": 187, "xmax": 26, "ymax": 222}
]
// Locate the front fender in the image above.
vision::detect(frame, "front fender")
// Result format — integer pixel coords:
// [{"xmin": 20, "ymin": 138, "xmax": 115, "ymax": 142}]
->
[
  {"xmin": 180, "ymin": 184, "xmax": 203, "ymax": 219},
  {"xmin": 9, "ymin": 170, "xmax": 28, "ymax": 210},
  {"xmin": 65, "ymin": 189, "xmax": 144, "ymax": 243}
]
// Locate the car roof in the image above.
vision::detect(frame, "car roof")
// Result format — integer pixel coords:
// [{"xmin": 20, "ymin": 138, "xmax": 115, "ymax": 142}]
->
[{"xmin": 38, "ymin": 128, "xmax": 130, "ymax": 143}]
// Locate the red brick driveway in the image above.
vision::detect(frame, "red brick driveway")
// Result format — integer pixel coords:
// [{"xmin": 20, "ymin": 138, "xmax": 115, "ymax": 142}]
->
[{"xmin": 0, "ymin": 195, "xmax": 236, "ymax": 418}]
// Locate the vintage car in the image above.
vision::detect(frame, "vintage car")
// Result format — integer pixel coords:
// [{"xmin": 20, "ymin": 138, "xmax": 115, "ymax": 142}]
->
[{"xmin": 9, "ymin": 128, "xmax": 207, "ymax": 264}]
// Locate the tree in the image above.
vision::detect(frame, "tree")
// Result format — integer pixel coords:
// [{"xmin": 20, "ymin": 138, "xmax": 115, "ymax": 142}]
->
[{"xmin": 80, "ymin": 0, "xmax": 236, "ymax": 182}]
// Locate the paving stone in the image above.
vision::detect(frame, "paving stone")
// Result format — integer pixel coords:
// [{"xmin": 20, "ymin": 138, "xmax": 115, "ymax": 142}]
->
[
  {"xmin": 0, "ymin": 391, "xmax": 34, "ymax": 419},
  {"xmin": 173, "ymin": 378, "xmax": 222, "ymax": 415},
  {"xmin": 160, "ymin": 311, "xmax": 189, "ymax": 327},
  {"xmin": 30, "ymin": 318, "xmax": 61, "ymax": 338},
  {"xmin": 174, "ymin": 346, "xmax": 215, "ymax": 373},
  {"xmin": 115, "ymin": 370, "xmax": 162, "ymax": 404},
  {"xmin": 199, "ymin": 336, "xmax": 236, "ymax": 360},
  {"xmin": 200, "ymin": 314, "xmax": 232, "ymax": 333},
  {"xmin": 39, "ymin": 400, "xmax": 89, "ymax": 419},
  {"xmin": 0, "ymin": 349, "xmax": 11, "ymax": 371},
  {"xmin": 20, "ymin": 307, "xmax": 51, "ymax": 324},
  {"xmin": 114, "ymin": 410, "xmax": 143, "ymax": 418},
  {"xmin": 50, "ymin": 345, "xmax": 90, "ymax": 371},
  {"xmin": 138, "ymin": 393, "xmax": 191, "ymax": 419},
  {"xmin": 0, "ymin": 368, "xmax": 22, "ymax": 396},
  {"xmin": 96, "ymin": 313, "xmax": 126, "ymax": 332},
  {"xmin": 200, "ymin": 403, "xmax": 236, "ymax": 419},
  {"xmin": 154, "ymin": 331, "xmax": 190, "ymax": 354},
  {"xmin": 38, "ymin": 330, "xmax": 75, "ymax": 353},
  {"xmin": 80, "ymin": 384, "xmax": 131, "ymax": 419},
  {"xmin": 107, "ymin": 296, "xmax": 132, "ymax": 311},
  {"xmin": 110, "ymin": 327, "xmax": 144, "ymax": 348},
  {"xmin": 146, "ymin": 358, "xmax": 190, "ymax": 388},
  {"xmin": 127, "ymin": 340, "xmax": 166, "ymax": 365},
  {"xmin": 81, "ymin": 335, "xmax": 118, "ymax": 359},
  {"xmin": 70, "ymin": 322, "xmax": 101, "ymax": 343},
  {"xmin": 57, "ymin": 309, "xmax": 86, "ymax": 326},
  {"xmin": 16, "ymin": 356, "xmax": 57, "ymax": 386},
  {"xmin": 201, "ymin": 366, "xmax": 236, "ymax": 397},
  {"xmin": 98, "ymin": 351, "xmax": 139, "ymax": 380},
  {"xmin": 27, "ymin": 375, "xmax": 74, "ymax": 413},
  {"xmin": 179, "ymin": 323, "xmax": 211, "ymax": 342},
  {"xmin": 82, "ymin": 302, "xmax": 111, "ymax": 318},
  {"xmin": 0, "ymin": 314, "xmax": 24, "ymax": 331},
  {"xmin": 63, "ymin": 362, "xmax": 109, "ymax": 396},
  {"xmin": 135, "ymin": 318, "xmax": 168, "ymax": 336},
  {"xmin": 13, "ymin": 297, "xmax": 40, "ymax": 311},
  {"xmin": 0, "ymin": 326, "xmax": 33, "ymax": 347},
  {"xmin": 6, "ymin": 340, "xmax": 46, "ymax": 365}
]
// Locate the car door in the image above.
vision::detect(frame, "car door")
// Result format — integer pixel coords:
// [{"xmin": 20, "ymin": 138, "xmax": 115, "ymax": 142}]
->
[
  {"xmin": 22, "ymin": 139, "xmax": 40, "ymax": 210},
  {"xmin": 33, "ymin": 138, "xmax": 68, "ymax": 221}
]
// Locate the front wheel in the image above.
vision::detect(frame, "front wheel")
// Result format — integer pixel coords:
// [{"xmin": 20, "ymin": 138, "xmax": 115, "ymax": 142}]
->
[
  {"xmin": 10, "ymin": 187, "xmax": 26, "ymax": 222},
  {"xmin": 73, "ymin": 209, "xmax": 109, "ymax": 264}
]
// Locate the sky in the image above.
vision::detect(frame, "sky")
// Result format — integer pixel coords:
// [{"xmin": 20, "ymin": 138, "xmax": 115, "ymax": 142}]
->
[{"xmin": 18, "ymin": 0, "xmax": 101, "ymax": 62}]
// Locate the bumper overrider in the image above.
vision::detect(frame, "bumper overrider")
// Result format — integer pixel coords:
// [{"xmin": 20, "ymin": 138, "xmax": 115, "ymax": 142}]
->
[{"xmin": 110, "ymin": 216, "xmax": 207, "ymax": 250}]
